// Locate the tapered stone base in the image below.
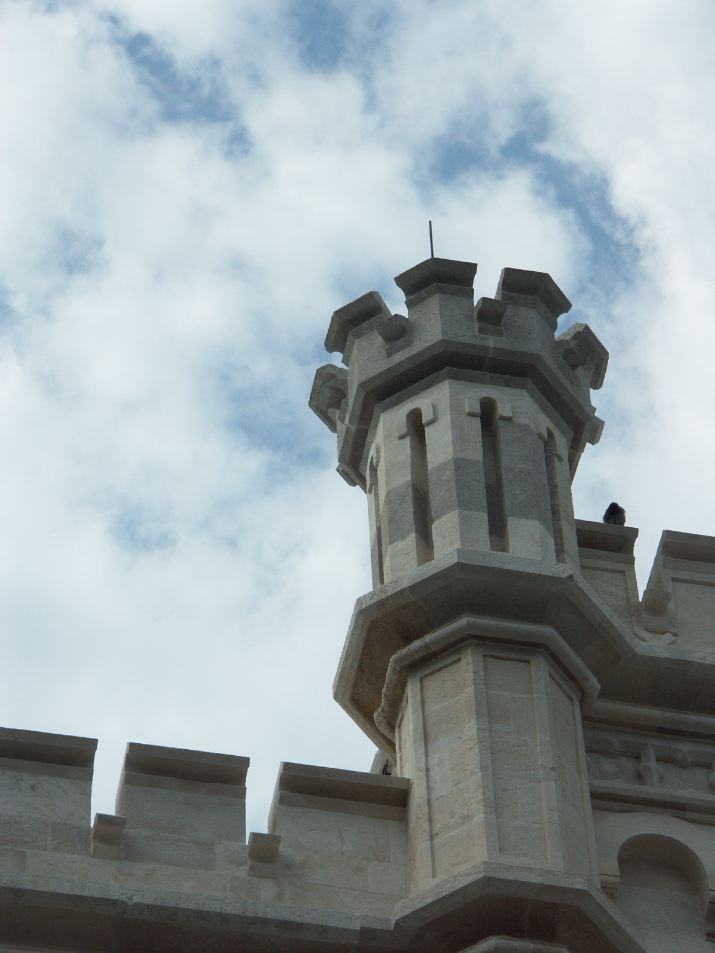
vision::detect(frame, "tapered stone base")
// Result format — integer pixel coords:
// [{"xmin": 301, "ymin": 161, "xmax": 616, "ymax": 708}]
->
[{"xmin": 391, "ymin": 631, "xmax": 598, "ymax": 893}]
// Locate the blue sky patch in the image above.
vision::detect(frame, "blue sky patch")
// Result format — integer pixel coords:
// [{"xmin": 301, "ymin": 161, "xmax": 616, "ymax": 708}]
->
[
  {"xmin": 107, "ymin": 18, "xmax": 235, "ymax": 125},
  {"xmin": 111, "ymin": 505, "xmax": 177, "ymax": 554},
  {"xmin": 289, "ymin": 0, "xmax": 348, "ymax": 71}
]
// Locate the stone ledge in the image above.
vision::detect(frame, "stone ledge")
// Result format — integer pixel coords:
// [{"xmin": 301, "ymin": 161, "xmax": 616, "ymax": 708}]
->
[
  {"xmin": 276, "ymin": 762, "xmax": 409, "ymax": 808},
  {"xmin": 0, "ymin": 727, "xmax": 96, "ymax": 770},
  {"xmin": 590, "ymin": 781, "xmax": 715, "ymax": 819},
  {"xmin": 374, "ymin": 613, "xmax": 599, "ymax": 742},
  {"xmin": 389, "ymin": 862, "xmax": 644, "ymax": 953},
  {"xmin": 0, "ymin": 861, "xmax": 643, "ymax": 953},
  {"xmin": 576, "ymin": 520, "xmax": 638, "ymax": 555},
  {"xmin": 463, "ymin": 941, "xmax": 570, "ymax": 953},
  {"xmin": 123, "ymin": 743, "xmax": 249, "ymax": 786},
  {"xmin": 334, "ymin": 551, "xmax": 638, "ymax": 751},
  {"xmin": 394, "ymin": 257, "xmax": 478, "ymax": 305},
  {"xmin": 659, "ymin": 529, "xmax": 715, "ymax": 564}
]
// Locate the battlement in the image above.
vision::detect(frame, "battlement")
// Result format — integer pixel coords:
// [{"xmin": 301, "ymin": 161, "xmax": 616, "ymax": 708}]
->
[
  {"xmin": 311, "ymin": 258, "xmax": 607, "ymax": 490},
  {"xmin": 0, "ymin": 726, "xmax": 409, "ymax": 927},
  {"xmin": 576, "ymin": 520, "xmax": 715, "ymax": 653},
  {"xmin": 0, "ymin": 727, "xmax": 95, "ymax": 856}
]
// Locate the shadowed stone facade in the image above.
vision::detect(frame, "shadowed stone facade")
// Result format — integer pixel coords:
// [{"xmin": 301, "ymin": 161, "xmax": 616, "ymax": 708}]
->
[{"xmin": 1, "ymin": 254, "xmax": 714, "ymax": 952}]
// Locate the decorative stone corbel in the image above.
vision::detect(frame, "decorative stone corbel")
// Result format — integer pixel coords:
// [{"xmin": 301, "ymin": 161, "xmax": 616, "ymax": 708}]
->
[
  {"xmin": 556, "ymin": 322, "xmax": 609, "ymax": 390},
  {"xmin": 641, "ymin": 573, "xmax": 678, "ymax": 640},
  {"xmin": 309, "ymin": 364, "xmax": 348, "ymax": 434}
]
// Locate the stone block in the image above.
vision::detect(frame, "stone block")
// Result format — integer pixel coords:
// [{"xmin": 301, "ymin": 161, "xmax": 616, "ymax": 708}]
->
[
  {"xmin": 91, "ymin": 813, "xmax": 126, "ymax": 859},
  {"xmin": 214, "ymin": 839, "xmax": 247, "ymax": 870},
  {"xmin": 269, "ymin": 762, "xmax": 409, "ymax": 887},
  {"xmin": 248, "ymin": 832, "xmax": 281, "ymax": 878},
  {"xmin": 248, "ymin": 831, "xmax": 280, "ymax": 863},
  {"xmin": 0, "ymin": 728, "xmax": 95, "ymax": 856},
  {"xmin": 49, "ymin": 820, "xmax": 90, "ymax": 855},
  {"xmin": 0, "ymin": 846, "xmax": 24, "ymax": 875},
  {"xmin": 116, "ymin": 742, "xmax": 249, "ymax": 848},
  {"xmin": 576, "ymin": 520, "xmax": 640, "ymax": 634},
  {"xmin": 0, "ymin": 815, "xmax": 49, "ymax": 850},
  {"xmin": 122, "ymin": 829, "xmax": 215, "ymax": 869}
]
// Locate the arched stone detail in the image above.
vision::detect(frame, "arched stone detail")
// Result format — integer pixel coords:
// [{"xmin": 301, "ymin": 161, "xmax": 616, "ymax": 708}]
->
[
  {"xmin": 595, "ymin": 812, "xmax": 715, "ymax": 890},
  {"xmin": 465, "ymin": 392, "xmax": 513, "ymax": 422},
  {"xmin": 397, "ymin": 399, "xmax": 437, "ymax": 438},
  {"xmin": 595, "ymin": 811, "xmax": 715, "ymax": 938}
]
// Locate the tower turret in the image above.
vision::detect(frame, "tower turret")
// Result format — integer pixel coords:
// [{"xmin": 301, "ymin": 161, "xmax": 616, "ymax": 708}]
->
[
  {"xmin": 311, "ymin": 256, "xmax": 643, "ymax": 952},
  {"xmin": 311, "ymin": 257, "xmax": 607, "ymax": 586}
]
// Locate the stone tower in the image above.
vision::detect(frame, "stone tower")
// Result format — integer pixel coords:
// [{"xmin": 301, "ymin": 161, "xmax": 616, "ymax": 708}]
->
[
  {"xmin": 309, "ymin": 255, "xmax": 632, "ymax": 949},
  {"xmin": 310, "ymin": 256, "xmax": 715, "ymax": 952}
]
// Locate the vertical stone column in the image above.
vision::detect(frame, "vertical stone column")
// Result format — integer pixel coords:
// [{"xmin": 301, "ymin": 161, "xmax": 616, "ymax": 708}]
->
[
  {"xmin": 421, "ymin": 381, "xmax": 499, "ymax": 561},
  {"xmin": 371, "ymin": 397, "xmax": 432, "ymax": 581},
  {"xmin": 542, "ymin": 425, "xmax": 580, "ymax": 567},
  {"xmin": 391, "ymin": 622, "xmax": 598, "ymax": 893}
]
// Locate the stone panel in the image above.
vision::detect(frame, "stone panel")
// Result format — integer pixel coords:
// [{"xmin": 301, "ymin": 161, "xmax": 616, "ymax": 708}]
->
[
  {"xmin": 485, "ymin": 654, "xmax": 546, "ymax": 863},
  {"xmin": 396, "ymin": 634, "xmax": 598, "ymax": 893}
]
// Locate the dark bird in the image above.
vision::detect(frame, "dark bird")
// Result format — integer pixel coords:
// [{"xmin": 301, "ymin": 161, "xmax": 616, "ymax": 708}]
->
[{"xmin": 603, "ymin": 502, "xmax": 626, "ymax": 526}]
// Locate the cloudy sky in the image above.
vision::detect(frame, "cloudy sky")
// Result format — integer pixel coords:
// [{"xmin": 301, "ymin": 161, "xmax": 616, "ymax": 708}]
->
[{"xmin": 0, "ymin": 0, "xmax": 713, "ymax": 832}]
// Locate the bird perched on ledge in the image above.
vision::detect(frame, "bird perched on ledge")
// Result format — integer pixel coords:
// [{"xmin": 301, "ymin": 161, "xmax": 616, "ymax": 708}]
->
[{"xmin": 603, "ymin": 502, "xmax": 626, "ymax": 525}]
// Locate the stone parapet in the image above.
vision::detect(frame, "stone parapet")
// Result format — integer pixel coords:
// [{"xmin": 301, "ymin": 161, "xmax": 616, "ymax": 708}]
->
[
  {"xmin": 0, "ymin": 726, "xmax": 95, "ymax": 856},
  {"xmin": 576, "ymin": 519, "xmax": 642, "ymax": 635},
  {"xmin": 576, "ymin": 521, "xmax": 715, "ymax": 656},
  {"xmin": 268, "ymin": 761, "xmax": 409, "ymax": 904},
  {"xmin": 641, "ymin": 529, "xmax": 715, "ymax": 647},
  {"xmin": 116, "ymin": 742, "xmax": 249, "ymax": 869}
]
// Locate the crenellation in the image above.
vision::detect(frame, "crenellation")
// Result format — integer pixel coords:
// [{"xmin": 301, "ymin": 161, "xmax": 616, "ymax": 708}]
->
[
  {"xmin": 576, "ymin": 519, "xmax": 642, "ymax": 635},
  {"xmin": 115, "ymin": 742, "xmax": 249, "ymax": 870},
  {"xmin": 315, "ymin": 258, "xmax": 604, "ymax": 493},
  {"xmin": 642, "ymin": 530, "xmax": 715, "ymax": 649},
  {"xmin": 496, "ymin": 266, "xmax": 572, "ymax": 324},
  {"xmin": 0, "ymin": 727, "xmax": 95, "ymax": 857},
  {"xmin": 325, "ymin": 290, "xmax": 392, "ymax": 360},
  {"xmin": 576, "ymin": 521, "xmax": 715, "ymax": 655}
]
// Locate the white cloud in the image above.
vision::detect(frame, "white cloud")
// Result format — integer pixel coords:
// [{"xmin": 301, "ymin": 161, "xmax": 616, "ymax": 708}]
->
[{"xmin": 0, "ymin": 0, "xmax": 712, "ymax": 831}]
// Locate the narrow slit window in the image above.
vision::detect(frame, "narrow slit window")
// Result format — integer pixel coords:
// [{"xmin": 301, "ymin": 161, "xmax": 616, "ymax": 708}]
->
[
  {"xmin": 406, "ymin": 408, "xmax": 434, "ymax": 564},
  {"xmin": 480, "ymin": 398, "xmax": 508, "ymax": 552},
  {"xmin": 368, "ymin": 458, "xmax": 385, "ymax": 585},
  {"xmin": 545, "ymin": 430, "xmax": 566, "ymax": 562}
]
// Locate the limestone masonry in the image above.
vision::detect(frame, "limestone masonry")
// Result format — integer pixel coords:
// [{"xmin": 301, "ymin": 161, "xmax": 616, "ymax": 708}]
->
[{"xmin": 2, "ymin": 256, "xmax": 715, "ymax": 952}]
